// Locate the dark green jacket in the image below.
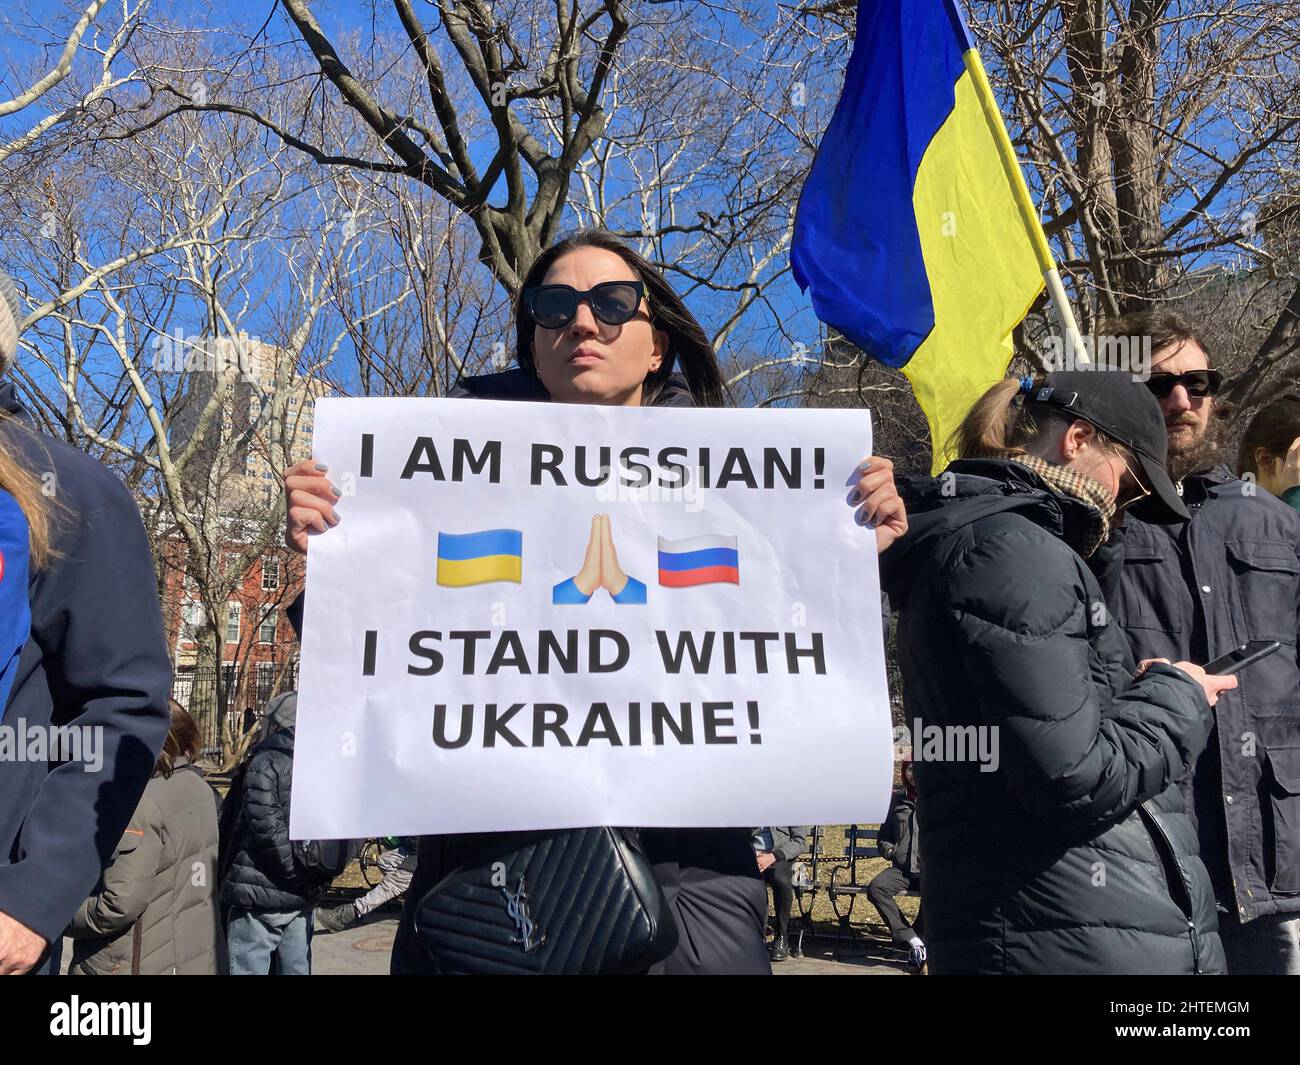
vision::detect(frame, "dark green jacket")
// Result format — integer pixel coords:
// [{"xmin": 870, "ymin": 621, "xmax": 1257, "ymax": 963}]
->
[{"xmin": 68, "ymin": 761, "xmax": 222, "ymax": 975}]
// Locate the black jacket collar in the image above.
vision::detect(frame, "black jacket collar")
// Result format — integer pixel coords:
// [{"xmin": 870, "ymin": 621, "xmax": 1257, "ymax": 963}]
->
[{"xmin": 449, "ymin": 367, "xmax": 696, "ymax": 408}]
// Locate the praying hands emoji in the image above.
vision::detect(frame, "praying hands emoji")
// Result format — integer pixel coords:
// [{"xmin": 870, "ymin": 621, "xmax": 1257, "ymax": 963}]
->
[{"xmin": 553, "ymin": 514, "xmax": 647, "ymax": 605}]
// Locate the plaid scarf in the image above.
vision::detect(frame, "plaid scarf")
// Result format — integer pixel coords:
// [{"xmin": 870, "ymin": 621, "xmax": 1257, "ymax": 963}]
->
[{"xmin": 1008, "ymin": 454, "xmax": 1115, "ymax": 558}]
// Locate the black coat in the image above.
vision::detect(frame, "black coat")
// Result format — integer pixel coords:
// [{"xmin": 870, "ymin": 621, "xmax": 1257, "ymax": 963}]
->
[
  {"xmin": 220, "ymin": 727, "xmax": 331, "ymax": 913},
  {"xmin": 391, "ymin": 826, "xmax": 769, "ymax": 975},
  {"xmin": 1096, "ymin": 466, "xmax": 1300, "ymax": 923},
  {"xmin": 373, "ymin": 367, "xmax": 768, "ymax": 974},
  {"xmin": 878, "ymin": 793, "xmax": 919, "ymax": 879},
  {"xmin": 0, "ymin": 382, "xmax": 172, "ymax": 946},
  {"xmin": 881, "ymin": 459, "xmax": 1225, "ymax": 975}
]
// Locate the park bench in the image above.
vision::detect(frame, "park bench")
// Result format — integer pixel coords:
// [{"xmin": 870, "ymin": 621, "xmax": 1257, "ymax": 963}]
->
[
  {"xmin": 791, "ymin": 824, "xmax": 919, "ymax": 958},
  {"xmin": 790, "ymin": 825, "xmax": 826, "ymax": 958}
]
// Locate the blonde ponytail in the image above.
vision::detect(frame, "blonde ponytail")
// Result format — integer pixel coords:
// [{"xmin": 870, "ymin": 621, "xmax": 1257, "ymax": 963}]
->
[
  {"xmin": 953, "ymin": 379, "xmax": 1023, "ymax": 459},
  {"xmin": 952, "ymin": 375, "xmax": 1127, "ymax": 466}
]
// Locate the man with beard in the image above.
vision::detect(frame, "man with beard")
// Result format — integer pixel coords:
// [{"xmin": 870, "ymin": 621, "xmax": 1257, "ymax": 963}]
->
[{"xmin": 1097, "ymin": 310, "xmax": 1300, "ymax": 974}]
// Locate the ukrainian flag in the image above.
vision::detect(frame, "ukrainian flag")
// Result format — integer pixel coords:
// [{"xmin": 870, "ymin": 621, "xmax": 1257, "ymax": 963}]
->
[
  {"xmin": 436, "ymin": 529, "xmax": 523, "ymax": 587},
  {"xmin": 791, "ymin": 0, "xmax": 1059, "ymax": 472}
]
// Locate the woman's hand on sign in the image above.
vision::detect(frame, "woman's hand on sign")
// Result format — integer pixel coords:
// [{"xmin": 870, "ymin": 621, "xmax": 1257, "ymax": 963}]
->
[
  {"xmin": 847, "ymin": 455, "xmax": 908, "ymax": 553},
  {"xmin": 284, "ymin": 458, "xmax": 342, "ymax": 554}
]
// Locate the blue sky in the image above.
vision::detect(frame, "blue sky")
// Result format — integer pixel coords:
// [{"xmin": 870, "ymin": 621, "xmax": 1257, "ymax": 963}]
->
[{"xmin": 0, "ymin": 0, "xmax": 1274, "ymax": 417}]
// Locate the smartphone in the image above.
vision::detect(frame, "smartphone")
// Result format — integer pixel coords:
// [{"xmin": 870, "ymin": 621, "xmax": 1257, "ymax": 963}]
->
[{"xmin": 1204, "ymin": 640, "xmax": 1282, "ymax": 676}]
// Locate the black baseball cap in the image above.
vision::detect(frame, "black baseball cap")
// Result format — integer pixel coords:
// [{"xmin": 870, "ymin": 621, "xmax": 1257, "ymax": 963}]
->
[{"xmin": 1022, "ymin": 370, "xmax": 1190, "ymax": 523}]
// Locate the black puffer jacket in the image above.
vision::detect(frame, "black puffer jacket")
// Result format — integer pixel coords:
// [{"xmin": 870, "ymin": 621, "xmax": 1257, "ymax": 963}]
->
[
  {"xmin": 881, "ymin": 459, "xmax": 1225, "ymax": 975},
  {"xmin": 386, "ymin": 367, "xmax": 769, "ymax": 975},
  {"xmin": 220, "ymin": 727, "xmax": 330, "ymax": 913}
]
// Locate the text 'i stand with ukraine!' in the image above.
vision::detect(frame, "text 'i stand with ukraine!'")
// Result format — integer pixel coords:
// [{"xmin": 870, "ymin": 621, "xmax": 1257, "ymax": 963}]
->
[{"xmin": 353, "ymin": 432, "xmax": 834, "ymax": 751}]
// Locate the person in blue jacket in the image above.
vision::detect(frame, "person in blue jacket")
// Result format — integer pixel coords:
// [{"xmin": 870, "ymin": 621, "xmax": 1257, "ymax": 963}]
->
[
  {"xmin": 0, "ymin": 266, "xmax": 172, "ymax": 975},
  {"xmin": 0, "ymin": 488, "xmax": 29, "ymax": 716}
]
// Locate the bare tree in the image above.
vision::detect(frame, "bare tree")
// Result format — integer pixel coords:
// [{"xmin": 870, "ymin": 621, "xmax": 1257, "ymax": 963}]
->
[
  {"xmin": 117, "ymin": 1, "xmax": 835, "ymax": 400},
  {"xmin": 11, "ymin": 55, "xmax": 400, "ymax": 728},
  {"xmin": 974, "ymin": 1, "xmax": 1300, "ymax": 405},
  {"xmin": 788, "ymin": 1, "xmax": 1299, "ymax": 428}
]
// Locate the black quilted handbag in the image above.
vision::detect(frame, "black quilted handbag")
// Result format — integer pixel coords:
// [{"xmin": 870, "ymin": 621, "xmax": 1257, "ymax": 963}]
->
[{"xmin": 414, "ymin": 827, "xmax": 679, "ymax": 974}]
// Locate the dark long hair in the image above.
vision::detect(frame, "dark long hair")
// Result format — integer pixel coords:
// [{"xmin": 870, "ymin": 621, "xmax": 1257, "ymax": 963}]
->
[
  {"xmin": 156, "ymin": 699, "xmax": 202, "ymax": 778},
  {"xmin": 1238, "ymin": 395, "xmax": 1300, "ymax": 477},
  {"xmin": 513, "ymin": 229, "xmax": 727, "ymax": 408},
  {"xmin": 1101, "ymin": 309, "xmax": 1209, "ymax": 363}
]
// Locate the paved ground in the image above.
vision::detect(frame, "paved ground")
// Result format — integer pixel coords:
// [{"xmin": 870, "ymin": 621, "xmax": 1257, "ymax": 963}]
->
[
  {"xmin": 61, "ymin": 911, "xmax": 910, "ymax": 975},
  {"xmin": 309, "ymin": 912, "xmax": 909, "ymax": 975}
]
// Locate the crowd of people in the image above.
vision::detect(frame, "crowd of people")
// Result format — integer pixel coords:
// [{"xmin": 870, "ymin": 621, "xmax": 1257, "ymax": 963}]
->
[{"xmin": 0, "ymin": 227, "xmax": 1297, "ymax": 976}]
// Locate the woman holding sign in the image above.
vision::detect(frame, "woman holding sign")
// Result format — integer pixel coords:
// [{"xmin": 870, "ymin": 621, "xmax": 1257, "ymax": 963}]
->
[
  {"xmin": 880, "ymin": 370, "xmax": 1234, "ymax": 975},
  {"xmin": 284, "ymin": 229, "xmax": 908, "ymax": 975}
]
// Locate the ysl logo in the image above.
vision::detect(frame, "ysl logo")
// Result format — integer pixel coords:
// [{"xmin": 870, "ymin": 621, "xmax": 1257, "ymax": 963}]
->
[{"xmin": 502, "ymin": 876, "xmax": 545, "ymax": 953}]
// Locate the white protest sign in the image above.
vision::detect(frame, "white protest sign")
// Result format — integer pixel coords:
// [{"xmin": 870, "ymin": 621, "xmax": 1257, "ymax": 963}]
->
[{"xmin": 291, "ymin": 398, "xmax": 894, "ymax": 838}]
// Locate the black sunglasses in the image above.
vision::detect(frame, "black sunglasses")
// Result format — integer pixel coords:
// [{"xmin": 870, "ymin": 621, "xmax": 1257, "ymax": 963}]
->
[
  {"xmin": 1143, "ymin": 369, "xmax": 1222, "ymax": 399},
  {"xmin": 523, "ymin": 281, "xmax": 646, "ymax": 329}
]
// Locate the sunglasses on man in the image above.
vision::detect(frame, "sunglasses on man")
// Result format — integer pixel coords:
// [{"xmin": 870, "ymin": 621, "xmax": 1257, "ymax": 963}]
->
[
  {"xmin": 1143, "ymin": 369, "xmax": 1223, "ymax": 399},
  {"xmin": 523, "ymin": 281, "xmax": 646, "ymax": 329}
]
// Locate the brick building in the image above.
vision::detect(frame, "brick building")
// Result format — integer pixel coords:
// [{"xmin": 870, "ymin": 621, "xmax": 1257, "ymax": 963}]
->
[{"xmin": 156, "ymin": 334, "xmax": 326, "ymax": 754}]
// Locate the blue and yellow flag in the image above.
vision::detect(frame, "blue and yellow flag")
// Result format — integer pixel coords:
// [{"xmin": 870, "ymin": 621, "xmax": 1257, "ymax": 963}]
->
[
  {"xmin": 791, "ymin": 0, "xmax": 1055, "ymax": 472},
  {"xmin": 436, "ymin": 529, "xmax": 523, "ymax": 587}
]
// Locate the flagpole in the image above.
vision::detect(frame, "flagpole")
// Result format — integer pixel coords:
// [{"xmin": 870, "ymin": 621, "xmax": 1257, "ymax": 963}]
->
[{"xmin": 962, "ymin": 47, "xmax": 1091, "ymax": 367}]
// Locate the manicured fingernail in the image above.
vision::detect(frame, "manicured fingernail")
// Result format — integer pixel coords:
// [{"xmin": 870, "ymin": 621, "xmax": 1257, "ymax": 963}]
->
[
  {"xmin": 315, "ymin": 462, "xmax": 329, "ymax": 471},
  {"xmin": 330, "ymin": 484, "xmax": 341, "ymax": 497},
  {"xmin": 847, "ymin": 488, "xmax": 862, "ymax": 505}
]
